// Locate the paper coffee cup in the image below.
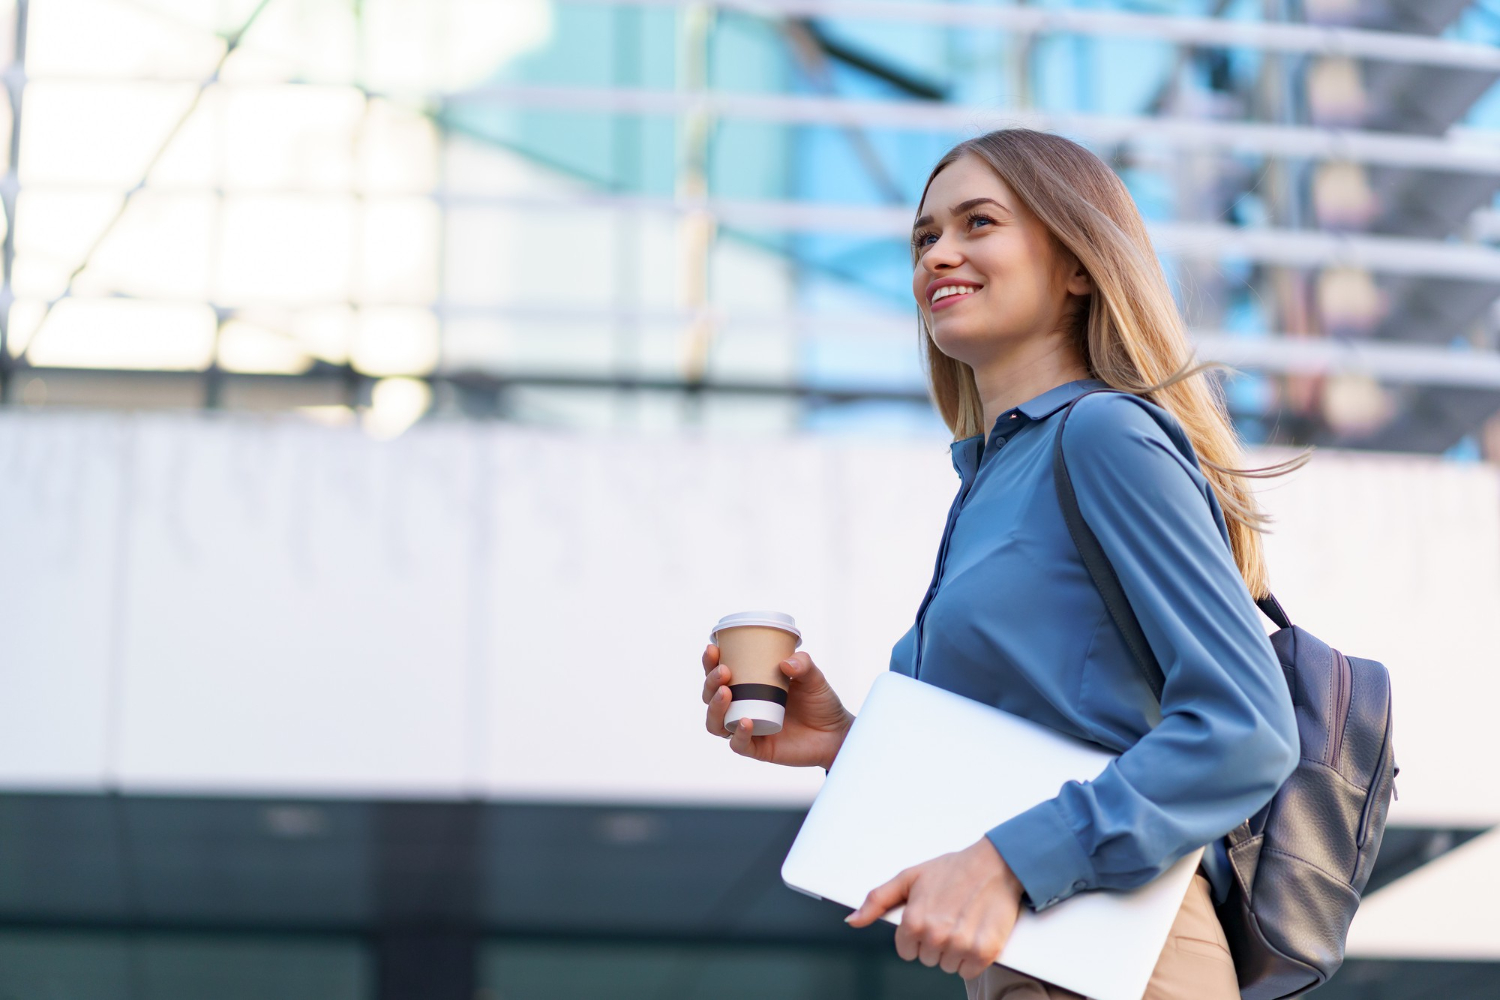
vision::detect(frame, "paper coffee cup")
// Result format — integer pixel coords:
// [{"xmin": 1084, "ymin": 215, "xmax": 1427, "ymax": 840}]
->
[{"xmin": 710, "ymin": 610, "xmax": 802, "ymax": 736}]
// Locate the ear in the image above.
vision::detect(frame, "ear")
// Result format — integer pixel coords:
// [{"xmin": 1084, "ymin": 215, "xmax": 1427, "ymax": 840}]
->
[{"xmin": 1065, "ymin": 263, "xmax": 1093, "ymax": 297}]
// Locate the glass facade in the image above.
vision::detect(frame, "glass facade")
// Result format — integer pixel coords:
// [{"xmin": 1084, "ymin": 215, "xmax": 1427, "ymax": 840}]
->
[{"xmin": 2, "ymin": 0, "xmax": 1498, "ymax": 450}]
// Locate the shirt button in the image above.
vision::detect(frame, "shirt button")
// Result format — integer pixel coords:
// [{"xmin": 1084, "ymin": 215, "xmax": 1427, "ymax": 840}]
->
[{"xmin": 1072, "ymin": 880, "xmax": 1087, "ymax": 890}]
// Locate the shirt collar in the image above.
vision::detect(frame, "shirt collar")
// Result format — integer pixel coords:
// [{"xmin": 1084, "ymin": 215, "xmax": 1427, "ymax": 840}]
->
[
  {"xmin": 1014, "ymin": 377, "xmax": 1111, "ymax": 421},
  {"xmin": 948, "ymin": 377, "xmax": 1109, "ymax": 480}
]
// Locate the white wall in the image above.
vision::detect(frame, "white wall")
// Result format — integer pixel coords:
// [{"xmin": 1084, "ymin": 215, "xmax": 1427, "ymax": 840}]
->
[
  {"xmin": 1253, "ymin": 446, "xmax": 1500, "ymax": 828},
  {"xmin": 0, "ymin": 412, "xmax": 954, "ymax": 805},
  {"xmin": 1, "ymin": 411, "xmax": 1496, "ymax": 830}
]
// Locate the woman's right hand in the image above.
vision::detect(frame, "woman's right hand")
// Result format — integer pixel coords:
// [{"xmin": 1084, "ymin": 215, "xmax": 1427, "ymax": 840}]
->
[{"xmin": 701, "ymin": 643, "xmax": 854, "ymax": 771}]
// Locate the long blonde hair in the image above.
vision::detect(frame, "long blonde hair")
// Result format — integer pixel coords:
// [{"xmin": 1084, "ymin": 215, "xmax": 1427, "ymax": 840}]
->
[{"xmin": 916, "ymin": 129, "xmax": 1309, "ymax": 600}]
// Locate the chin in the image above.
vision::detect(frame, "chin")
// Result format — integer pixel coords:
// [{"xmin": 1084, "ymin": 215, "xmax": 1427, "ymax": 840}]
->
[{"xmin": 929, "ymin": 322, "xmax": 999, "ymax": 364}]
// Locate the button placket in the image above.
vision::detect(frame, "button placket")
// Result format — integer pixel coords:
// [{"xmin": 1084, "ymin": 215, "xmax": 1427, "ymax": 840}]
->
[
  {"xmin": 912, "ymin": 415, "xmax": 1023, "ymax": 676},
  {"xmin": 917, "ymin": 421, "xmax": 1018, "ymax": 675},
  {"xmin": 911, "ymin": 489, "xmax": 967, "ymax": 679},
  {"xmin": 911, "ymin": 442, "xmax": 986, "ymax": 678},
  {"xmin": 985, "ymin": 411, "xmax": 1021, "ymax": 455}
]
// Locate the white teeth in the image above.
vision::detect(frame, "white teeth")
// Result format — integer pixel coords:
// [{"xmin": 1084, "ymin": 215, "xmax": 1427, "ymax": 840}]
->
[{"xmin": 932, "ymin": 284, "xmax": 978, "ymax": 302}]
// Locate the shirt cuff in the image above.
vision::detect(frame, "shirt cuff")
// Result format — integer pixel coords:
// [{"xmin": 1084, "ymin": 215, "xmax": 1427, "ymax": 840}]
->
[{"xmin": 985, "ymin": 798, "xmax": 1096, "ymax": 912}]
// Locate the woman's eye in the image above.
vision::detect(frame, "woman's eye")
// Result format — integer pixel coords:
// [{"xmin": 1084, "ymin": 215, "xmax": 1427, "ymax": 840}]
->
[{"xmin": 913, "ymin": 213, "xmax": 994, "ymax": 252}]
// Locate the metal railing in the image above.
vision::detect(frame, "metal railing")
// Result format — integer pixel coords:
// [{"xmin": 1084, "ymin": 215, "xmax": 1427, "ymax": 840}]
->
[{"xmin": 581, "ymin": 0, "xmax": 1500, "ymax": 73}]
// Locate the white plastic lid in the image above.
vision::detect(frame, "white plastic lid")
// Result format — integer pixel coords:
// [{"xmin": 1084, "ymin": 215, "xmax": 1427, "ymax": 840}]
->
[{"xmin": 709, "ymin": 610, "xmax": 802, "ymax": 646}]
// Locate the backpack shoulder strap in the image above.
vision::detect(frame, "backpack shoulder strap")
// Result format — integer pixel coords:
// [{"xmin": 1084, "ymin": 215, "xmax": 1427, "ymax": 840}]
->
[
  {"xmin": 1052, "ymin": 390, "xmax": 1165, "ymax": 701},
  {"xmin": 1256, "ymin": 592, "xmax": 1293, "ymax": 631},
  {"xmin": 1051, "ymin": 389, "xmax": 1294, "ymax": 702}
]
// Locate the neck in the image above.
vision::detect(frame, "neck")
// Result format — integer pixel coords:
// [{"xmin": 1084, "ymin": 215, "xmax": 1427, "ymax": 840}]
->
[{"xmin": 971, "ymin": 333, "xmax": 1091, "ymax": 435}]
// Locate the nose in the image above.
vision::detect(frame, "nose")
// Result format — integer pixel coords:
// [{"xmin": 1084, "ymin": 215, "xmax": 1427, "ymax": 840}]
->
[{"xmin": 921, "ymin": 231, "xmax": 962, "ymax": 271}]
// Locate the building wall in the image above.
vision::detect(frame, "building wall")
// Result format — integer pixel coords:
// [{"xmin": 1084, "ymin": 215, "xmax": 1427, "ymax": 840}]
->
[{"xmin": 1, "ymin": 410, "xmax": 1496, "ymax": 829}]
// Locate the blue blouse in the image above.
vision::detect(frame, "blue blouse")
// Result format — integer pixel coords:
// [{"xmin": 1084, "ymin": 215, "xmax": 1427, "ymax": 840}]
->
[{"xmin": 888, "ymin": 378, "xmax": 1298, "ymax": 912}]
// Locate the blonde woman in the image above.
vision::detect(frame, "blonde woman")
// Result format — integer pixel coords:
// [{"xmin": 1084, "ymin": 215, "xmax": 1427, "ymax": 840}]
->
[{"xmin": 699, "ymin": 129, "xmax": 1302, "ymax": 999}]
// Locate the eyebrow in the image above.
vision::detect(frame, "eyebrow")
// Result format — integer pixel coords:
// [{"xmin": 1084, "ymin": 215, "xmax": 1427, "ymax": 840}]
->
[{"xmin": 912, "ymin": 197, "xmax": 1010, "ymax": 231}]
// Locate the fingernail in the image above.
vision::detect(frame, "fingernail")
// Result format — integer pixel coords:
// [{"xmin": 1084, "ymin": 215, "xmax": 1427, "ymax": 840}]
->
[{"xmin": 844, "ymin": 912, "xmax": 858, "ymax": 923}]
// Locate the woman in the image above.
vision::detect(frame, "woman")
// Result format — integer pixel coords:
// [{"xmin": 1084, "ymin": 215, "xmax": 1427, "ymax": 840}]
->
[{"xmin": 699, "ymin": 129, "xmax": 1303, "ymax": 999}]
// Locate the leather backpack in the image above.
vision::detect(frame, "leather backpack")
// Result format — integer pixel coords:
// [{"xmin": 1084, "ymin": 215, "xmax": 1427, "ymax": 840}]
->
[{"xmin": 1053, "ymin": 389, "xmax": 1398, "ymax": 999}]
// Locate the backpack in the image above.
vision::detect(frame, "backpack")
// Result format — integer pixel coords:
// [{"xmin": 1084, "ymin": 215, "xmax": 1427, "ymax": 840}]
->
[{"xmin": 1052, "ymin": 389, "xmax": 1398, "ymax": 999}]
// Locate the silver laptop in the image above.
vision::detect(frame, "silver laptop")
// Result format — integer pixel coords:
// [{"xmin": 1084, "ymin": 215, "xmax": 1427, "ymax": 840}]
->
[{"xmin": 781, "ymin": 671, "xmax": 1202, "ymax": 1000}]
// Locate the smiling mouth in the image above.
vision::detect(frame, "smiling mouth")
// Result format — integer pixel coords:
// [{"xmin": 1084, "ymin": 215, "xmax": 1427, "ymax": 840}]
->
[{"xmin": 930, "ymin": 284, "xmax": 980, "ymax": 310}]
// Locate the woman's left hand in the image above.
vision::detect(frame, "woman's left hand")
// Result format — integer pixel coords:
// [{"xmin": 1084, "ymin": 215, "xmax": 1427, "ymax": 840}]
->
[{"xmin": 844, "ymin": 837, "xmax": 1025, "ymax": 980}]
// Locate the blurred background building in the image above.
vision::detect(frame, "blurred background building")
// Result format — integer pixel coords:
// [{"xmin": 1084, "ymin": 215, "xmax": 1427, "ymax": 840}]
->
[{"xmin": 3, "ymin": 0, "xmax": 1500, "ymax": 997}]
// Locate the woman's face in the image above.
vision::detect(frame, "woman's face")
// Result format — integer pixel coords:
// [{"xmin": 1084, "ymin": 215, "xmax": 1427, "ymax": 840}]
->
[{"xmin": 911, "ymin": 153, "xmax": 1089, "ymax": 369}]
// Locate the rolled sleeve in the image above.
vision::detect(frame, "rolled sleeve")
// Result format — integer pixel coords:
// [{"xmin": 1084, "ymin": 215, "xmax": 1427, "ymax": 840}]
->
[{"xmin": 991, "ymin": 393, "xmax": 1298, "ymax": 910}]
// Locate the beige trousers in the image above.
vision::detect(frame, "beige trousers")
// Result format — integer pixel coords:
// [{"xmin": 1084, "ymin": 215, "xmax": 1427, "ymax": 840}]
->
[{"xmin": 962, "ymin": 874, "xmax": 1239, "ymax": 1000}]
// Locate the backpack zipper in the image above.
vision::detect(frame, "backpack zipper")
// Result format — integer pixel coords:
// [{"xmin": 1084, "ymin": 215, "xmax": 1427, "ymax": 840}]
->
[
  {"xmin": 1327, "ymin": 650, "xmax": 1352, "ymax": 767},
  {"xmin": 1356, "ymin": 698, "xmax": 1395, "ymax": 850}
]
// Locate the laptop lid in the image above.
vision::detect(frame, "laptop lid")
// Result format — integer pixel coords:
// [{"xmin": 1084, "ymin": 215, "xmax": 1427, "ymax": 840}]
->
[{"xmin": 781, "ymin": 671, "xmax": 1202, "ymax": 1000}]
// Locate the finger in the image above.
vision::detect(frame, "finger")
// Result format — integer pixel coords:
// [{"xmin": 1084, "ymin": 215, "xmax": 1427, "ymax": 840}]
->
[
  {"xmin": 701, "ymin": 643, "xmax": 719, "ymax": 675},
  {"xmin": 893, "ymin": 920, "xmax": 921, "ymax": 963},
  {"xmin": 917, "ymin": 926, "xmax": 947, "ymax": 968},
  {"xmin": 951, "ymin": 907, "xmax": 1004, "ymax": 980},
  {"xmin": 705, "ymin": 685, "xmax": 731, "ymax": 738},
  {"xmin": 955, "ymin": 954, "xmax": 990, "ymax": 982},
  {"xmin": 936, "ymin": 899, "xmax": 984, "ymax": 977},
  {"xmin": 939, "ymin": 940, "xmax": 969, "ymax": 976},
  {"xmin": 727, "ymin": 715, "xmax": 758, "ymax": 757},
  {"xmin": 960, "ymin": 933, "xmax": 1004, "ymax": 981},
  {"xmin": 701, "ymin": 663, "xmax": 731, "ymax": 705},
  {"xmin": 779, "ymin": 650, "xmax": 819, "ymax": 684},
  {"xmin": 846, "ymin": 868, "xmax": 916, "ymax": 928}
]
